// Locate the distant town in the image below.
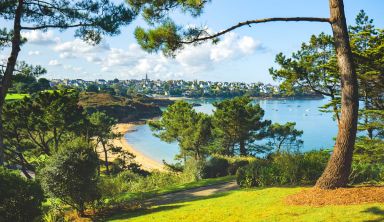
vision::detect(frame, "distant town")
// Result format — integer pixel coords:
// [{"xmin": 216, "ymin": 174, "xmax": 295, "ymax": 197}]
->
[{"xmin": 47, "ymin": 74, "xmax": 321, "ymax": 98}]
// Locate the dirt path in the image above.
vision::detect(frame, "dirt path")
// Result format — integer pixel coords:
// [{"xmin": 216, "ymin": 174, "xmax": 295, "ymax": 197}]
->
[{"xmin": 143, "ymin": 181, "xmax": 239, "ymax": 206}]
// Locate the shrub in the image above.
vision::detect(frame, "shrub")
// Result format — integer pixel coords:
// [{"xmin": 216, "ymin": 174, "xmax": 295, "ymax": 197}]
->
[
  {"xmin": 236, "ymin": 159, "xmax": 276, "ymax": 187},
  {"xmin": 203, "ymin": 156, "xmax": 230, "ymax": 178},
  {"xmin": 98, "ymin": 170, "xmax": 141, "ymax": 199},
  {"xmin": 182, "ymin": 158, "xmax": 205, "ymax": 181},
  {"xmin": 39, "ymin": 139, "xmax": 100, "ymax": 216},
  {"xmin": 227, "ymin": 159, "xmax": 250, "ymax": 175},
  {"xmin": 300, "ymin": 150, "xmax": 330, "ymax": 183},
  {"xmin": 0, "ymin": 167, "xmax": 44, "ymax": 222},
  {"xmin": 349, "ymin": 163, "xmax": 384, "ymax": 184},
  {"xmin": 236, "ymin": 150, "xmax": 329, "ymax": 187}
]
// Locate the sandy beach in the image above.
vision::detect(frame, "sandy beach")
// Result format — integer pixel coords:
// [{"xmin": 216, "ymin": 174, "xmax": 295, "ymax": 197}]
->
[{"xmin": 107, "ymin": 123, "xmax": 165, "ymax": 172}]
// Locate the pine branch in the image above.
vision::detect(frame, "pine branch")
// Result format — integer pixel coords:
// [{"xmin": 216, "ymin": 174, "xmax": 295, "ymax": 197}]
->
[{"xmin": 181, "ymin": 17, "xmax": 331, "ymax": 44}]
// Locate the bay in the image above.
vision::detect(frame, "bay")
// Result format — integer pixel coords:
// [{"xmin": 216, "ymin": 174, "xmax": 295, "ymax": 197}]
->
[{"xmin": 124, "ymin": 98, "xmax": 338, "ymax": 164}]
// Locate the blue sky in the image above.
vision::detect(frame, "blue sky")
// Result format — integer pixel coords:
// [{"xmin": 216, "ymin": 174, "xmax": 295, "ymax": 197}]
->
[{"xmin": 1, "ymin": 0, "xmax": 383, "ymax": 83}]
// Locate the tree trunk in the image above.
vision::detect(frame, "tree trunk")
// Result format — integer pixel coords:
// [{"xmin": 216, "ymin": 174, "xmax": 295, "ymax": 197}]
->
[
  {"xmin": 239, "ymin": 140, "xmax": 246, "ymax": 156},
  {"xmin": 102, "ymin": 143, "xmax": 109, "ymax": 175},
  {"xmin": 0, "ymin": 0, "xmax": 24, "ymax": 166},
  {"xmin": 315, "ymin": 0, "xmax": 359, "ymax": 189}
]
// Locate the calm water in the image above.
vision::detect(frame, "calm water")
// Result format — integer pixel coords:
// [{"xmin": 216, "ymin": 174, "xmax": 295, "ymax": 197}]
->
[{"xmin": 124, "ymin": 98, "xmax": 338, "ymax": 163}]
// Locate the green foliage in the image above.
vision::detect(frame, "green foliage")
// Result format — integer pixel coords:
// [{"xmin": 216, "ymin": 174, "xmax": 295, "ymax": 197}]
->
[
  {"xmin": 89, "ymin": 111, "xmax": 118, "ymax": 175},
  {"xmin": 3, "ymin": 91, "xmax": 88, "ymax": 162},
  {"xmin": 350, "ymin": 136, "xmax": 384, "ymax": 184},
  {"xmin": 135, "ymin": 21, "xmax": 182, "ymax": 56},
  {"xmin": 349, "ymin": 162, "xmax": 384, "ymax": 184},
  {"xmin": 128, "ymin": 0, "xmax": 210, "ymax": 55},
  {"xmin": 1, "ymin": 0, "xmax": 135, "ymax": 44},
  {"xmin": 269, "ymin": 32, "xmax": 341, "ymax": 120},
  {"xmin": 236, "ymin": 150, "xmax": 330, "ymax": 188},
  {"xmin": 202, "ymin": 156, "xmax": 230, "ymax": 178},
  {"xmin": 266, "ymin": 122, "xmax": 303, "ymax": 152},
  {"xmin": 213, "ymin": 96, "xmax": 271, "ymax": 156},
  {"xmin": 0, "ymin": 167, "xmax": 44, "ymax": 222},
  {"xmin": 354, "ymin": 137, "xmax": 384, "ymax": 164},
  {"xmin": 150, "ymin": 101, "xmax": 213, "ymax": 160},
  {"xmin": 38, "ymin": 139, "xmax": 100, "ymax": 215}
]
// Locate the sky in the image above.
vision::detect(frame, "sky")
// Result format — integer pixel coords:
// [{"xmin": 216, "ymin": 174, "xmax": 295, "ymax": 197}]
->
[{"xmin": 1, "ymin": 0, "xmax": 383, "ymax": 83}]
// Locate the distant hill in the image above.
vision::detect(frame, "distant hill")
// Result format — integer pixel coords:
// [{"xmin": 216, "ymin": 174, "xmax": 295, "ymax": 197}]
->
[{"xmin": 79, "ymin": 93, "xmax": 165, "ymax": 122}]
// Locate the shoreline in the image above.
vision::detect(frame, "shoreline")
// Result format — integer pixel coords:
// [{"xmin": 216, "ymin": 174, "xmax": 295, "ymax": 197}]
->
[{"xmin": 111, "ymin": 123, "xmax": 165, "ymax": 172}]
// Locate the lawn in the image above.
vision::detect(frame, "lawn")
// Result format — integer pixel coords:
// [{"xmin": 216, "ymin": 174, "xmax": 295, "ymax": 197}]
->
[
  {"xmin": 107, "ymin": 187, "xmax": 384, "ymax": 222},
  {"xmin": 5, "ymin": 93, "xmax": 28, "ymax": 100},
  {"xmin": 113, "ymin": 176, "xmax": 235, "ymax": 202}
]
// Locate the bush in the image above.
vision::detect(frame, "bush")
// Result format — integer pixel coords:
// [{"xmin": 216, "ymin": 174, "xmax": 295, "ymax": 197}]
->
[
  {"xmin": 227, "ymin": 159, "xmax": 250, "ymax": 175},
  {"xmin": 203, "ymin": 156, "xmax": 230, "ymax": 178},
  {"xmin": 236, "ymin": 159, "xmax": 278, "ymax": 188},
  {"xmin": 0, "ymin": 167, "xmax": 44, "ymax": 222},
  {"xmin": 236, "ymin": 150, "xmax": 330, "ymax": 187},
  {"xmin": 182, "ymin": 158, "xmax": 205, "ymax": 181},
  {"xmin": 39, "ymin": 139, "xmax": 100, "ymax": 216},
  {"xmin": 300, "ymin": 150, "xmax": 330, "ymax": 183},
  {"xmin": 349, "ymin": 163, "xmax": 384, "ymax": 184},
  {"xmin": 98, "ymin": 170, "xmax": 141, "ymax": 199}
]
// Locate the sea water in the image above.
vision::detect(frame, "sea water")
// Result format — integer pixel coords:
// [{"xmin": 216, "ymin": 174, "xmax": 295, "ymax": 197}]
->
[{"xmin": 124, "ymin": 98, "xmax": 338, "ymax": 163}]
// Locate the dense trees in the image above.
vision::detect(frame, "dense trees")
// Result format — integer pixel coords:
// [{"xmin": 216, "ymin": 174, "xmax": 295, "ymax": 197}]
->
[
  {"xmin": 152, "ymin": 96, "xmax": 304, "ymax": 161},
  {"xmin": 213, "ymin": 97, "xmax": 271, "ymax": 156},
  {"xmin": 127, "ymin": 0, "xmax": 360, "ymax": 189},
  {"xmin": 0, "ymin": 0, "xmax": 136, "ymax": 166}
]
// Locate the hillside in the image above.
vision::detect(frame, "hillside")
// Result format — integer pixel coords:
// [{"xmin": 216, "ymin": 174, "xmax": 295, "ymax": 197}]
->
[{"xmin": 79, "ymin": 93, "xmax": 163, "ymax": 122}]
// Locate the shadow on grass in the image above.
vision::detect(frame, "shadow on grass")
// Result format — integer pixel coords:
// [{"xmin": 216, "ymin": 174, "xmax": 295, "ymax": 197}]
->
[
  {"xmin": 362, "ymin": 207, "xmax": 384, "ymax": 222},
  {"xmin": 103, "ymin": 191, "xmax": 232, "ymax": 221}
]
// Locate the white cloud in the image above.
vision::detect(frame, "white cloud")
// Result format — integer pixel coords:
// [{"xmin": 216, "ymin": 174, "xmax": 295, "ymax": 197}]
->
[
  {"xmin": 54, "ymin": 39, "xmax": 110, "ymax": 61},
  {"xmin": 238, "ymin": 36, "xmax": 258, "ymax": 54},
  {"xmin": 22, "ymin": 30, "xmax": 60, "ymax": 45},
  {"xmin": 48, "ymin": 59, "xmax": 61, "ymax": 66},
  {"xmin": 47, "ymin": 31, "xmax": 265, "ymax": 80},
  {"xmin": 28, "ymin": 50, "xmax": 40, "ymax": 56}
]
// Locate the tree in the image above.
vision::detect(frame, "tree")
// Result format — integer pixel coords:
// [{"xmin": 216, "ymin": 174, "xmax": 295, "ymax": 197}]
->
[
  {"xmin": 86, "ymin": 84, "xmax": 99, "ymax": 93},
  {"xmin": 2, "ymin": 91, "xmax": 89, "ymax": 176},
  {"xmin": 0, "ymin": 0, "xmax": 136, "ymax": 166},
  {"xmin": 150, "ymin": 101, "xmax": 213, "ymax": 161},
  {"xmin": 349, "ymin": 11, "xmax": 384, "ymax": 140},
  {"xmin": 212, "ymin": 96, "xmax": 271, "ymax": 156},
  {"xmin": 0, "ymin": 167, "xmax": 44, "ymax": 222},
  {"xmin": 89, "ymin": 111, "xmax": 119, "ymax": 175},
  {"xmin": 39, "ymin": 138, "xmax": 100, "ymax": 216},
  {"xmin": 269, "ymin": 33, "xmax": 341, "ymax": 123},
  {"xmin": 266, "ymin": 122, "xmax": 304, "ymax": 152},
  {"xmin": 127, "ymin": 0, "xmax": 359, "ymax": 189}
]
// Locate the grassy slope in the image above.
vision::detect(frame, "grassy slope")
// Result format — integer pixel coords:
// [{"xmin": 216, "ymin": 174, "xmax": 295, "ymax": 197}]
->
[{"xmin": 108, "ymin": 187, "xmax": 384, "ymax": 222}]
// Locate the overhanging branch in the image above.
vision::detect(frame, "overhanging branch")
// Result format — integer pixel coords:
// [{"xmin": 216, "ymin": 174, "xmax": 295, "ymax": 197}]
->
[
  {"xmin": 21, "ymin": 23, "xmax": 95, "ymax": 30},
  {"xmin": 181, "ymin": 17, "xmax": 331, "ymax": 44}
]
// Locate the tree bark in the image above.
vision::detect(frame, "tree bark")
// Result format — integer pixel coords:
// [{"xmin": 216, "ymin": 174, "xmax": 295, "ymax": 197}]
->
[
  {"xmin": 0, "ymin": 0, "xmax": 24, "ymax": 166},
  {"xmin": 315, "ymin": 0, "xmax": 359, "ymax": 189},
  {"xmin": 239, "ymin": 140, "xmax": 246, "ymax": 156},
  {"xmin": 102, "ymin": 143, "xmax": 110, "ymax": 175}
]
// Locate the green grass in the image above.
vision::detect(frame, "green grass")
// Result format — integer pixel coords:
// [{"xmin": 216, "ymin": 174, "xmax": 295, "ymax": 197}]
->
[
  {"xmin": 107, "ymin": 187, "xmax": 384, "ymax": 222},
  {"xmin": 5, "ymin": 93, "xmax": 28, "ymax": 100},
  {"xmin": 114, "ymin": 176, "xmax": 235, "ymax": 202}
]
